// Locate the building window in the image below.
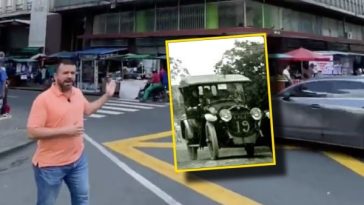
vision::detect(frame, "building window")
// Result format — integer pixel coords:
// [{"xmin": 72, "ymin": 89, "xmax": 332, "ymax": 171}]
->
[
  {"xmin": 7, "ymin": 0, "xmax": 13, "ymax": 7},
  {"xmin": 217, "ymin": 0, "xmax": 244, "ymax": 28},
  {"xmin": 105, "ymin": 13, "xmax": 120, "ymax": 34},
  {"xmin": 321, "ymin": 17, "xmax": 344, "ymax": 38},
  {"xmin": 119, "ymin": 11, "xmax": 134, "ymax": 33},
  {"xmin": 263, "ymin": 4, "xmax": 281, "ymax": 29},
  {"xmin": 180, "ymin": 3, "xmax": 204, "ymax": 30},
  {"xmin": 282, "ymin": 8, "xmax": 299, "ymax": 32},
  {"xmin": 93, "ymin": 14, "xmax": 106, "ymax": 34},
  {"xmin": 246, "ymin": 0, "xmax": 263, "ymax": 28},
  {"xmin": 136, "ymin": 9, "xmax": 155, "ymax": 32},
  {"xmin": 156, "ymin": 6, "xmax": 178, "ymax": 31}
]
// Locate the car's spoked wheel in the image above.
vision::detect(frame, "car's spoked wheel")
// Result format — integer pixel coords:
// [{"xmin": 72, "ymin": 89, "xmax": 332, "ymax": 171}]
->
[
  {"xmin": 205, "ymin": 122, "xmax": 219, "ymax": 160},
  {"xmin": 184, "ymin": 126, "xmax": 198, "ymax": 160}
]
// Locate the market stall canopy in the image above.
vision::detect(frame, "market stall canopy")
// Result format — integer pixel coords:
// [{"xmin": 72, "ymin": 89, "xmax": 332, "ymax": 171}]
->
[
  {"xmin": 103, "ymin": 53, "xmax": 154, "ymax": 61},
  {"xmin": 48, "ymin": 51, "xmax": 78, "ymax": 59},
  {"xmin": 123, "ymin": 53, "xmax": 152, "ymax": 59},
  {"xmin": 8, "ymin": 47, "xmax": 43, "ymax": 59},
  {"xmin": 77, "ymin": 47, "xmax": 127, "ymax": 58},
  {"xmin": 285, "ymin": 47, "xmax": 330, "ymax": 61},
  {"xmin": 7, "ymin": 58, "xmax": 37, "ymax": 63}
]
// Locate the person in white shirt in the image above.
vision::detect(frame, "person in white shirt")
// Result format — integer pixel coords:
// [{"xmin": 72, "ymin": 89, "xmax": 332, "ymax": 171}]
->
[{"xmin": 282, "ymin": 65, "xmax": 292, "ymax": 88}]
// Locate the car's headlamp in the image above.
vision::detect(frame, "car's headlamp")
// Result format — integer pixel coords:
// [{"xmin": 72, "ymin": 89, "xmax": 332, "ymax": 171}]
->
[
  {"xmin": 219, "ymin": 109, "xmax": 232, "ymax": 122},
  {"xmin": 250, "ymin": 107, "xmax": 262, "ymax": 121},
  {"xmin": 265, "ymin": 111, "xmax": 270, "ymax": 119},
  {"xmin": 208, "ymin": 107, "xmax": 218, "ymax": 115}
]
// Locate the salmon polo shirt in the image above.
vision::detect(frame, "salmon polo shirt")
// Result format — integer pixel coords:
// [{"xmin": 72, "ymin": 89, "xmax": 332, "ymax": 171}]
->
[{"xmin": 27, "ymin": 84, "xmax": 90, "ymax": 167}]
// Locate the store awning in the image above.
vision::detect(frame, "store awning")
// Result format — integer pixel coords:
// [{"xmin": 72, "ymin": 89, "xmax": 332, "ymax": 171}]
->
[
  {"xmin": 315, "ymin": 50, "xmax": 364, "ymax": 56},
  {"xmin": 123, "ymin": 53, "xmax": 152, "ymax": 59},
  {"xmin": 0, "ymin": 19, "xmax": 30, "ymax": 25},
  {"xmin": 8, "ymin": 58, "xmax": 37, "ymax": 63},
  {"xmin": 48, "ymin": 51, "xmax": 78, "ymax": 59},
  {"xmin": 8, "ymin": 47, "xmax": 43, "ymax": 59}
]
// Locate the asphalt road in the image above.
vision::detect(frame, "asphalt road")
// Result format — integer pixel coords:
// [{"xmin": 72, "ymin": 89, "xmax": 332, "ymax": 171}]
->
[{"xmin": 0, "ymin": 89, "xmax": 364, "ymax": 205}]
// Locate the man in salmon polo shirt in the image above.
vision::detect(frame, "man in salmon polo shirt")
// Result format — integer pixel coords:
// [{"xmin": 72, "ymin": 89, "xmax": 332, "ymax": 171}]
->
[{"xmin": 27, "ymin": 59, "xmax": 116, "ymax": 205}]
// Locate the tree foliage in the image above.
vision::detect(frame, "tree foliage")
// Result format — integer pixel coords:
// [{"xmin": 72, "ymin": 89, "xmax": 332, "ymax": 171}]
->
[
  {"xmin": 169, "ymin": 57, "xmax": 190, "ymax": 83},
  {"xmin": 214, "ymin": 40, "xmax": 268, "ymax": 109}
]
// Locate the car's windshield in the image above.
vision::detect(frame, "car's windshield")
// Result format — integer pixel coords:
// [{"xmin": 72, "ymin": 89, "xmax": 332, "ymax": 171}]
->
[{"xmin": 198, "ymin": 82, "xmax": 246, "ymax": 103}]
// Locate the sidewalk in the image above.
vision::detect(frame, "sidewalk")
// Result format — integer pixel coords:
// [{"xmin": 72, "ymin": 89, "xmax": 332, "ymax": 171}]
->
[{"xmin": 0, "ymin": 114, "xmax": 34, "ymax": 156}]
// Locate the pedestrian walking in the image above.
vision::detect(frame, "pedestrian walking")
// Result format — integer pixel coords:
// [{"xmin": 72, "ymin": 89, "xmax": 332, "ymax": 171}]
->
[
  {"xmin": 282, "ymin": 65, "xmax": 293, "ymax": 88},
  {"xmin": 0, "ymin": 61, "xmax": 7, "ymax": 99},
  {"xmin": 27, "ymin": 59, "xmax": 116, "ymax": 205}
]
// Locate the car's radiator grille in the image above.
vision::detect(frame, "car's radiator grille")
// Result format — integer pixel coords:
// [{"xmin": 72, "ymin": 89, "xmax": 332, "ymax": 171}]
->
[{"xmin": 228, "ymin": 109, "xmax": 254, "ymax": 136}]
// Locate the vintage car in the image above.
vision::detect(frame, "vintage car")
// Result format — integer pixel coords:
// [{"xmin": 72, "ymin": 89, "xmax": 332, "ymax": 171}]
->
[{"xmin": 178, "ymin": 74, "xmax": 265, "ymax": 160}]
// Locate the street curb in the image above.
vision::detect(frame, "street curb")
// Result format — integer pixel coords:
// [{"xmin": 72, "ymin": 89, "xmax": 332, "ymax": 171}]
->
[{"xmin": 0, "ymin": 140, "xmax": 34, "ymax": 157}]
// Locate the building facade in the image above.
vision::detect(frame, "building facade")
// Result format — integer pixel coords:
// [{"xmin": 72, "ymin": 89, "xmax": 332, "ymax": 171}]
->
[{"xmin": 2, "ymin": 0, "xmax": 364, "ymax": 59}]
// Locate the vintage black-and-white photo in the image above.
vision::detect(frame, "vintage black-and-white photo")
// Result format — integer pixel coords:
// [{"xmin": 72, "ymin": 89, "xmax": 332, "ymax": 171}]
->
[{"xmin": 167, "ymin": 34, "xmax": 276, "ymax": 172}]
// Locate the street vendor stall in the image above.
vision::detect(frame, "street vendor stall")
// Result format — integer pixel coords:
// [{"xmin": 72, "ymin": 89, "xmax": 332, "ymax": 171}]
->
[
  {"xmin": 76, "ymin": 48, "xmax": 127, "ymax": 94},
  {"xmin": 269, "ymin": 47, "xmax": 331, "ymax": 94}
]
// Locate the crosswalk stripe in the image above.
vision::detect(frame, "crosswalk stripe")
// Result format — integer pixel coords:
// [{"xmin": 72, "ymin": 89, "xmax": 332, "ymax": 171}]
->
[
  {"xmin": 97, "ymin": 110, "xmax": 124, "ymax": 115},
  {"xmin": 102, "ymin": 106, "xmax": 138, "ymax": 112},
  {"xmin": 89, "ymin": 114, "xmax": 106, "ymax": 118},
  {"xmin": 113, "ymin": 98, "xmax": 140, "ymax": 102},
  {"xmin": 108, "ymin": 100, "xmax": 167, "ymax": 108},
  {"xmin": 105, "ymin": 102, "xmax": 153, "ymax": 109}
]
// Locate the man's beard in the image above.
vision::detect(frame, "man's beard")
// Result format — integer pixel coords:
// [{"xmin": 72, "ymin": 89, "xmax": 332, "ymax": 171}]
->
[{"xmin": 59, "ymin": 79, "xmax": 74, "ymax": 92}]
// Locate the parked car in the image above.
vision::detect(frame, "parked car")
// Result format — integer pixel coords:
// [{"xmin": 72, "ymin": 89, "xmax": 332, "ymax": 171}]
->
[
  {"xmin": 178, "ymin": 74, "xmax": 266, "ymax": 160},
  {"xmin": 273, "ymin": 76, "xmax": 364, "ymax": 149}
]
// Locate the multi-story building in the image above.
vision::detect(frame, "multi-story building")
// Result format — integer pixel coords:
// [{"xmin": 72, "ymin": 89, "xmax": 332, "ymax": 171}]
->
[
  {"xmin": 2, "ymin": 0, "xmax": 364, "ymax": 89},
  {"xmin": 1, "ymin": 0, "xmax": 364, "ymax": 56}
]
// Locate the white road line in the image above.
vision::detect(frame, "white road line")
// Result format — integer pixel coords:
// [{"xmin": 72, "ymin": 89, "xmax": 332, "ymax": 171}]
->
[
  {"xmin": 97, "ymin": 110, "xmax": 124, "ymax": 115},
  {"xmin": 84, "ymin": 134, "xmax": 181, "ymax": 205},
  {"xmin": 105, "ymin": 102, "xmax": 153, "ymax": 109},
  {"xmin": 108, "ymin": 100, "xmax": 167, "ymax": 108},
  {"xmin": 89, "ymin": 114, "xmax": 105, "ymax": 118},
  {"xmin": 112, "ymin": 98, "xmax": 140, "ymax": 102},
  {"xmin": 7, "ymin": 95, "xmax": 18, "ymax": 98},
  {"xmin": 102, "ymin": 106, "xmax": 138, "ymax": 112}
]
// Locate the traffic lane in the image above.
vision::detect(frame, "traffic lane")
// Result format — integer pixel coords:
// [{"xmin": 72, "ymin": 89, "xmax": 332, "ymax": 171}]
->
[
  {"xmin": 0, "ymin": 141, "xmax": 167, "ymax": 205},
  {"xmin": 106, "ymin": 146, "xmax": 222, "ymax": 205},
  {"xmin": 193, "ymin": 147, "xmax": 364, "ymax": 205},
  {"xmin": 84, "ymin": 105, "xmax": 172, "ymax": 143},
  {"xmin": 121, "ymin": 136, "xmax": 364, "ymax": 205}
]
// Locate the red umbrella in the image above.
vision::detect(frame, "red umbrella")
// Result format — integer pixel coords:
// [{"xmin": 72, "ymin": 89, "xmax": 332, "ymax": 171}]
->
[{"xmin": 285, "ymin": 47, "xmax": 330, "ymax": 61}]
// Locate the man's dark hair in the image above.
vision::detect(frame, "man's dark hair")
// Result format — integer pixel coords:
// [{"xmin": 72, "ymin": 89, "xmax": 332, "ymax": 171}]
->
[{"xmin": 55, "ymin": 59, "xmax": 76, "ymax": 73}]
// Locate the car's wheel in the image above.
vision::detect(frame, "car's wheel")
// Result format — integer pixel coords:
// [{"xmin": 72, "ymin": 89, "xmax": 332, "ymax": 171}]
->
[
  {"xmin": 187, "ymin": 146, "xmax": 198, "ymax": 160},
  {"xmin": 205, "ymin": 122, "xmax": 219, "ymax": 160},
  {"xmin": 245, "ymin": 143, "xmax": 255, "ymax": 158}
]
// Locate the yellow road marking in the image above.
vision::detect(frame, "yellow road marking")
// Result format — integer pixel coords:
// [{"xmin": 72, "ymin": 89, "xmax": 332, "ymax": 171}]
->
[
  {"xmin": 104, "ymin": 132, "xmax": 261, "ymax": 205},
  {"xmin": 324, "ymin": 151, "xmax": 364, "ymax": 177},
  {"xmin": 135, "ymin": 142, "xmax": 172, "ymax": 148}
]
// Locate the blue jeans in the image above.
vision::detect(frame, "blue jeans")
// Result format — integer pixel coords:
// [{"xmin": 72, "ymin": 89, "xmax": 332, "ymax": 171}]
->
[{"xmin": 33, "ymin": 152, "xmax": 89, "ymax": 205}]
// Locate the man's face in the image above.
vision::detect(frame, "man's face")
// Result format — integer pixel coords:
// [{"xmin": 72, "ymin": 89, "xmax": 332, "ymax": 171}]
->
[{"xmin": 55, "ymin": 63, "xmax": 76, "ymax": 92}]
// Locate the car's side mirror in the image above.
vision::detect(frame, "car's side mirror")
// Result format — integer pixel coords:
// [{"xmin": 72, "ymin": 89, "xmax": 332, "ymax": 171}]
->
[{"xmin": 282, "ymin": 92, "xmax": 291, "ymax": 101}]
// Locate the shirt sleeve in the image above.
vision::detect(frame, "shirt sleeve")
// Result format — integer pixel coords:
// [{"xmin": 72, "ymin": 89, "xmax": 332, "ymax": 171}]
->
[{"xmin": 27, "ymin": 96, "xmax": 47, "ymax": 128}]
